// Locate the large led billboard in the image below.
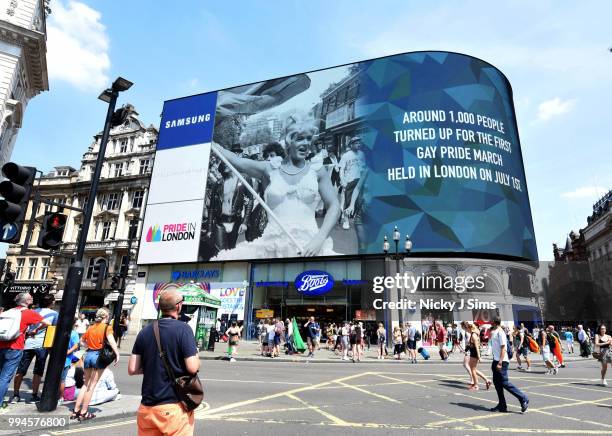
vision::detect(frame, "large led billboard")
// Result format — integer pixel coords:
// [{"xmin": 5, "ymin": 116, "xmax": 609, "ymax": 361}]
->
[{"xmin": 138, "ymin": 51, "xmax": 538, "ymax": 265}]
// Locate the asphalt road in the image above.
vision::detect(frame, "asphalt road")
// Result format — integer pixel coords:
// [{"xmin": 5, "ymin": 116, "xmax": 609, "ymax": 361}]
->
[{"xmin": 13, "ymin": 358, "xmax": 612, "ymax": 435}]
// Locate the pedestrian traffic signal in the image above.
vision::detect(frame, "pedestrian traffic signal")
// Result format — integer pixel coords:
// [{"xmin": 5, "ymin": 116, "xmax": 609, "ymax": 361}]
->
[
  {"xmin": 91, "ymin": 260, "xmax": 107, "ymax": 291},
  {"xmin": 0, "ymin": 163, "xmax": 36, "ymax": 243},
  {"xmin": 37, "ymin": 212, "xmax": 67, "ymax": 250},
  {"xmin": 110, "ymin": 275, "xmax": 120, "ymax": 290}
]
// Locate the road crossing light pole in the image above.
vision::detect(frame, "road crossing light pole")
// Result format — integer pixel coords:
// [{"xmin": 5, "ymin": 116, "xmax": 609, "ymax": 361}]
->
[{"xmin": 38, "ymin": 77, "xmax": 133, "ymax": 412}]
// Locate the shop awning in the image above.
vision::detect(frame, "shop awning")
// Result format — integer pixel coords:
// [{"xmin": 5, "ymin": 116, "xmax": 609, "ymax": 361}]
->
[{"xmin": 177, "ymin": 283, "xmax": 222, "ymax": 308}]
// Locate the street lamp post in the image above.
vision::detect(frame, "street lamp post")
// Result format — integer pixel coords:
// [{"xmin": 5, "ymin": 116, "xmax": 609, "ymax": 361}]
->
[
  {"xmin": 38, "ymin": 77, "xmax": 133, "ymax": 412},
  {"xmin": 382, "ymin": 229, "xmax": 412, "ymax": 340}
]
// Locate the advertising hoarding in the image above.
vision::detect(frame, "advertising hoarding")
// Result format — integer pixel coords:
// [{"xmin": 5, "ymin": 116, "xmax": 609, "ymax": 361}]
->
[{"xmin": 138, "ymin": 51, "xmax": 537, "ymax": 265}]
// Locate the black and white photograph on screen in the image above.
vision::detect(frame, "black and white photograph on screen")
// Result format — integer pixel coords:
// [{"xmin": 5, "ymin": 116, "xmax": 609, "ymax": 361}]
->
[{"xmin": 198, "ymin": 64, "xmax": 367, "ymax": 262}]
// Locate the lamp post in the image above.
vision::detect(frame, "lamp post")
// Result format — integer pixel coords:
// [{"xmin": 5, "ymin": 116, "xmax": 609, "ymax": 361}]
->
[
  {"xmin": 38, "ymin": 77, "xmax": 133, "ymax": 412},
  {"xmin": 382, "ymin": 229, "xmax": 412, "ymax": 336}
]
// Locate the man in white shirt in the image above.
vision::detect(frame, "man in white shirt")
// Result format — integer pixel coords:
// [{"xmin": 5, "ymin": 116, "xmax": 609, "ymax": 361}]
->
[
  {"xmin": 75, "ymin": 313, "xmax": 89, "ymax": 339},
  {"xmin": 339, "ymin": 136, "xmax": 365, "ymax": 230},
  {"xmin": 489, "ymin": 317, "xmax": 529, "ymax": 413}
]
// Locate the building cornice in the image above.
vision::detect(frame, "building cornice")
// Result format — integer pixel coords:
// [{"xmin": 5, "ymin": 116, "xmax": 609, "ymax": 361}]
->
[{"xmin": 0, "ymin": 19, "xmax": 49, "ymax": 95}]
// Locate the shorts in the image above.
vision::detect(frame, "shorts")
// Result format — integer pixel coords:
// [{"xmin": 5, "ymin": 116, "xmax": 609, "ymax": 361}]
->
[
  {"xmin": 61, "ymin": 365, "xmax": 70, "ymax": 382},
  {"xmin": 84, "ymin": 350, "xmax": 101, "ymax": 369},
  {"xmin": 273, "ymin": 334, "xmax": 281, "ymax": 346},
  {"xmin": 137, "ymin": 403, "xmax": 194, "ymax": 436},
  {"xmin": 308, "ymin": 336, "xmax": 319, "ymax": 346},
  {"xmin": 407, "ymin": 340, "xmax": 417, "ymax": 350},
  {"xmin": 349, "ymin": 335, "xmax": 358, "ymax": 346},
  {"xmin": 17, "ymin": 348, "xmax": 48, "ymax": 376},
  {"xmin": 541, "ymin": 345, "xmax": 551, "ymax": 362},
  {"xmin": 519, "ymin": 346, "xmax": 529, "ymax": 357},
  {"xmin": 341, "ymin": 336, "xmax": 349, "ymax": 347}
]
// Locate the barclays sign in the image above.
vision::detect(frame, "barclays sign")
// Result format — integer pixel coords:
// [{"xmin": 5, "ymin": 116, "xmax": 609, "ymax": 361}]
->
[{"xmin": 295, "ymin": 270, "xmax": 334, "ymax": 297}]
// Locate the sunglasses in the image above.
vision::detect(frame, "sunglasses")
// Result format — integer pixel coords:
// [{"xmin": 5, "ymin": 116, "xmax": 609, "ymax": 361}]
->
[{"xmin": 176, "ymin": 297, "xmax": 184, "ymax": 305}]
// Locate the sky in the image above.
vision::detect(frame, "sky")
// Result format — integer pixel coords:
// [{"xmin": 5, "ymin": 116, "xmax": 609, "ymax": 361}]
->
[{"xmin": 11, "ymin": 0, "xmax": 612, "ymax": 261}]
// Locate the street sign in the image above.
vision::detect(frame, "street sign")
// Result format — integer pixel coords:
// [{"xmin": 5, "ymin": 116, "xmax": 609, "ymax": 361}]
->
[
  {"xmin": 130, "ymin": 296, "xmax": 138, "ymax": 304},
  {"xmin": 0, "ymin": 222, "xmax": 18, "ymax": 242}
]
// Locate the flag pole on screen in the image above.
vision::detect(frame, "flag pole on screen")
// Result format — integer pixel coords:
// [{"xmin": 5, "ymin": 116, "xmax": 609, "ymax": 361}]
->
[{"xmin": 210, "ymin": 145, "xmax": 304, "ymax": 255}]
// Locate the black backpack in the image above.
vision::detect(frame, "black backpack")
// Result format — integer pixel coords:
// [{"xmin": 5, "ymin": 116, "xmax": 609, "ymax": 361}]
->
[{"xmin": 414, "ymin": 330, "xmax": 422, "ymax": 341}]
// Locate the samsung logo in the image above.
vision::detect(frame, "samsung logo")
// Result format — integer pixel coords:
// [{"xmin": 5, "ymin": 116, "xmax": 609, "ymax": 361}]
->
[
  {"xmin": 295, "ymin": 270, "xmax": 334, "ymax": 297},
  {"xmin": 164, "ymin": 113, "xmax": 212, "ymax": 129}
]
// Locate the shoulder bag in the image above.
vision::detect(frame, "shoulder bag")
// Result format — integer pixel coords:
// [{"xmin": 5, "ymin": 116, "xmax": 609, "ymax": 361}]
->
[
  {"xmin": 96, "ymin": 324, "xmax": 117, "ymax": 368},
  {"xmin": 153, "ymin": 320, "xmax": 203, "ymax": 411}
]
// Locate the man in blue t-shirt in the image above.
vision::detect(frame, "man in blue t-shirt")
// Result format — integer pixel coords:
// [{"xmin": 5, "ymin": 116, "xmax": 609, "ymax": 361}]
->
[
  {"xmin": 129, "ymin": 289, "xmax": 199, "ymax": 435},
  {"xmin": 11, "ymin": 294, "xmax": 58, "ymax": 403},
  {"xmin": 304, "ymin": 317, "xmax": 320, "ymax": 358}
]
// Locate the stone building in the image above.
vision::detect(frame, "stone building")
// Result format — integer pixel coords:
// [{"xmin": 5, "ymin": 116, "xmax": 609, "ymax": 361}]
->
[
  {"xmin": 0, "ymin": 0, "xmax": 49, "ymax": 168},
  {"xmin": 4, "ymin": 105, "xmax": 157, "ymax": 325},
  {"xmin": 584, "ymin": 189, "xmax": 612, "ymax": 294}
]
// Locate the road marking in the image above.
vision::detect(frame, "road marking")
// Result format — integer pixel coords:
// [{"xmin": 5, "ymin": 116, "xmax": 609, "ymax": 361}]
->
[
  {"xmin": 286, "ymin": 393, "xmax": 350, "ymax": 425},
  {"xmin": 334, "ymin": 379, "xmax": 401, "ymax": 403},
  {"xmin": 199, "ymin": 371, "xmax": 370, "ymax": 417},
  {"xmin": 202, "ymin": 378, "xmax": 308, "ymax": 385}
]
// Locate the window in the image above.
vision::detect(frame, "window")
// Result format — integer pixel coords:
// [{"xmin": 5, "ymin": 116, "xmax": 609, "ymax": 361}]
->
[
  {"xmin": 128, "ymin": 219, "xmax": 139, "ymax": 239},
  {"xmin": 139, "ymin": 159, "xmax": 150, "ymax": 175},
  {"xmin": 15, "ymin": 258, "xmax": 25, "ymax": 280},
  {"xmin": 86, "ymin": 258, "xmax": 106, "ymax": 279},
  {"xmin": 101, "ymin": 221, "xmax": 112, "ymax": 240},
  {"xmin": 113, "ymin": 162, "xmax": 124, "ymax": 177},
  {"xmin": 40, "ymin": 258, "xmax": 49, "ymax": 280},
  {"xmin": 120, "ymin": 140, "xmax": 128, "ymax": 153},
  {"xmin": 132, "ymin": 190, "xmax": 144, "ymax": 208},
  {"xmin": 104, "ymin": 192, "xmax": 119, "ymax": 210},
  {"xmin": 28, "ymin": 258, "xmax": 38, "ymax": 280}
]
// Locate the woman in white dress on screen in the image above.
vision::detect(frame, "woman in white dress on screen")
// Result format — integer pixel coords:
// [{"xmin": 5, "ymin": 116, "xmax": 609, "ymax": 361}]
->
[{"xmin": 212, "ymin": 114, "xmax": 340, "ymax": 259}]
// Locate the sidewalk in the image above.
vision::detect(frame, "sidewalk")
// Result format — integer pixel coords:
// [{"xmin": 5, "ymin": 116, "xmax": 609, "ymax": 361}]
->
[{"xmin": 117, "ymin": 334, "xmax": 590, "ymax": 365}]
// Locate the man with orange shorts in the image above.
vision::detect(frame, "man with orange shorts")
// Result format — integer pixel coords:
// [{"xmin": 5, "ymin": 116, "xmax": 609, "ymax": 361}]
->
[{"xmin": 129, "ymin": 289, "xmax": 200, "ymax": 435}]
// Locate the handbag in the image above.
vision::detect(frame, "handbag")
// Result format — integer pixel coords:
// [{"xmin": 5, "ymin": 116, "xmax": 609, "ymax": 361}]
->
[
  {"xmin": 96, "ymin": 324, "xmax": 117, "ymax": 368},
  {"xmin": 153, "ymin": 320, "xmax": 203, "ymax": 411},
  {"xmin": 592, "ymin": 351, "xmax": 602, "ymax": 360}
]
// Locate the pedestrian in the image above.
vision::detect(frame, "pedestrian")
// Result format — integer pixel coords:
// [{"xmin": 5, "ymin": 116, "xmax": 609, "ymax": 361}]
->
[
  {"xmin": 538, "ymin": 329, "xmax": 557, "ymax": 375},
  {"xmin": 256, "ymin": 319, "xmax": 265, "ymax": 352},
  {"xmin": 59, "ymin": 319, "xmax": 81, "ymax": 404},
  {"xmin": 11, "ymin": 293, "xmax": 58, "ymax": 403},
  {"xmin": 260, "ymin": 319, "xmax": 270, "ymax": 356},
  {"xmin": 72, "ymin": 307, "xmax": 119, "ymax": 421},
  {"xmin": 128, "ymin": 289, "xmax": 199, "ymax": 436},
  {"xmin": 406, "ymin": 322, "xmax": 418, "ymax": 363},
  {"xmin": 352, "ymin": 322, "xmax": 363, "ymax": 362},
  {"xmin": 0, "ymin": 293, "xmax": 51, "ymax": 408},
  {"xmin": 304, "ymin": 317, "xmax": 320, "ymax": 358},
  {"xmin": 89, "ymin": 367, "xmax": 121, "ymax": 406},
  {"xmin": 376, "ymin": 323, "xmax": 386, "ymax": 360},
  {"xmin": 594, "ymin": 325, "xmax": 611, "ymax": 386},
  {"xmin": 392, "ymin": 326, "xmax": 403, "ymax": 360},
  {"xmin": 75, "ymin": 313, "xmax": 89, "ymax": 340},
  {"xmin": 577, "ymin": 325, "xmax": 591, "ymax": 357},
  {"xmin": 266, "ymin": 319, "xmax": 276, "ymax": 357},
  {"xmin": 273, "ymin": 318, "xmax": 284, "ymax": 357},
  {"xmin": 285, "ymin": 319, "xmax": 295, "ymax": 355},
  {"xmin": 488, "ymin": 317, "xmax": 529, "ymax": 413},
  {"xmin": 341, "ymin": 322, "xmax": 350, "ymax": 360},
  {"xmin": 461, "ymin": 321, "xmax": 473, "ymax": 383},
  {"xmin": 117, "ymin": 314, "xmax": 129, "ymax": 349},
  {"xmin": 466, "ymin": 323, "xmax": 492, "ymax": 391},
  {"xmin": 226, "ymin": 321, "xmax": 242, "ymax": 362},
  {"xmin": 514, "ymin": 326, "xmax": 531, "ymax": 372},
  {"xmin": 563, "ymin": 328, "xmax": 574, "ymax": 354},
  {"xmin": 434, "ymin": 321, "xmax": 448, "ymax": 361}
]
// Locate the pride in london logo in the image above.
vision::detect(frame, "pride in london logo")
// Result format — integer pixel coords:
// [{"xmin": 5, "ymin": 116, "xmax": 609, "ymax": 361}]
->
[{"xmin": 146, "ymin": 222, "xmax": 197, "ymax": 243}]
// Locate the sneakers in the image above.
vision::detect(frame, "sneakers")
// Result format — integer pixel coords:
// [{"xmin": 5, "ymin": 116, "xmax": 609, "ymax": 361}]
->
[
  {"xmin": 1, "ymin": 401, "xmax": 7, "ymax": 409},
  {"xmin": 230, "ymin": 357, "xmax": 236, "ymax": 363},
  {"xmin": 521, "ymin": 399, "xmax": 529, "ymax": 413},
  {"xmin": 602, "ymin": 379, "xmax": 608, "ymax": 386},
  {"xmin": 10, "ymin": 395, "xmax": 20, "ymax": 404},
  {"xmin": 31, "ymin": 393, "xmax": 40, "ymax": 403},
  {"xmin": 553, "ymin": 368, "xmax": 558, "ymax": 375},
  {"xmin": 517, "ymin": 365, "xmax": 523, "ymax": 371},
  {"xmin": 525, "ymin": 367, "xmax": 531, "ymax": 372}
]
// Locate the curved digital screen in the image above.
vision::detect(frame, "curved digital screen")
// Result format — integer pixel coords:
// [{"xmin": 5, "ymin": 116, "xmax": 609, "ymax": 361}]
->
[{"xmin": 138, "ymin": 51, "xmax": 537, "ymax": 265}]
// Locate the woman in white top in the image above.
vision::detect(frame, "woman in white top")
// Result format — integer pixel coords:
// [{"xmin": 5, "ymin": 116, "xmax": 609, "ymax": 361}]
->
[{"xmin": 594, "ymin": 325, "xmax": 611, "ymax": 386}]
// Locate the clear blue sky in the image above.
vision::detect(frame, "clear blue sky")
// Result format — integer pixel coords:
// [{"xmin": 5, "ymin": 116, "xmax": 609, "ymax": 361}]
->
[{"xmin": 12, "ymin": 0, "xmax": 612, "ymax": 260}]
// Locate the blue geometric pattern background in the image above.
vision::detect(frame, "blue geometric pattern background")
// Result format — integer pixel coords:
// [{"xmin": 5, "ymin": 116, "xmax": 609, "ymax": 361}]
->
[{"xmin": 359, "ymin": 52, "xmax": 538, "ymax": 260}]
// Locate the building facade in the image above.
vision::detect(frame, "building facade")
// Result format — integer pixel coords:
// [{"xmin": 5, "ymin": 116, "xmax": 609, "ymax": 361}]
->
[
  {"xmin": 0, "ymin": 0, "xmax": 49, "ymax": 169},
  {"xmin": 4, "ymin": 105, "xmax": 157, "ymax": 326},
  {"xmin": 584, "ymin": 189, "xmax": 612, "ymax": 294}
]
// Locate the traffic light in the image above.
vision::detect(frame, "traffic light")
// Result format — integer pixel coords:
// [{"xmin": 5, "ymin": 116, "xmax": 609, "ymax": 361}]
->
[
  {"xmin": 110, "ymin": 107, "xmax": 129, "ymax": 127},
  {"xmin": 91, "ymin": 260, "xmax": 107, "ymax": 291},
  {"xmin": 110, "ymin": 275, "xmax": 120, "ymax": 290},
  {"xmin": 0, "ymin": 163, "xmax": 36, "ymax": 243},
  {"xmin": 37, "ymin": 212, "xmax": 67, "ymax": 250},
  {"xmin": 3, "ymin": 270, "xmax": 15, "ymax": 290}
]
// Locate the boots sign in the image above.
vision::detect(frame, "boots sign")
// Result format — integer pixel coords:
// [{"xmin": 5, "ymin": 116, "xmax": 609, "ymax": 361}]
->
[{"xmin": 295, "ymin": 270, "xmax": 334, "ymax": 297}]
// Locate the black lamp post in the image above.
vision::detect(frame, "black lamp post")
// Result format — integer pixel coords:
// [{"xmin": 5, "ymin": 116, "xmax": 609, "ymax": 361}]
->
[
  {"xmin": 38, "ymin": 77, "xmax": 133, "ymax": 412},
  {"xmin": 382, "ymin": 229, "xmax": 413, "ymax": 332}
]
